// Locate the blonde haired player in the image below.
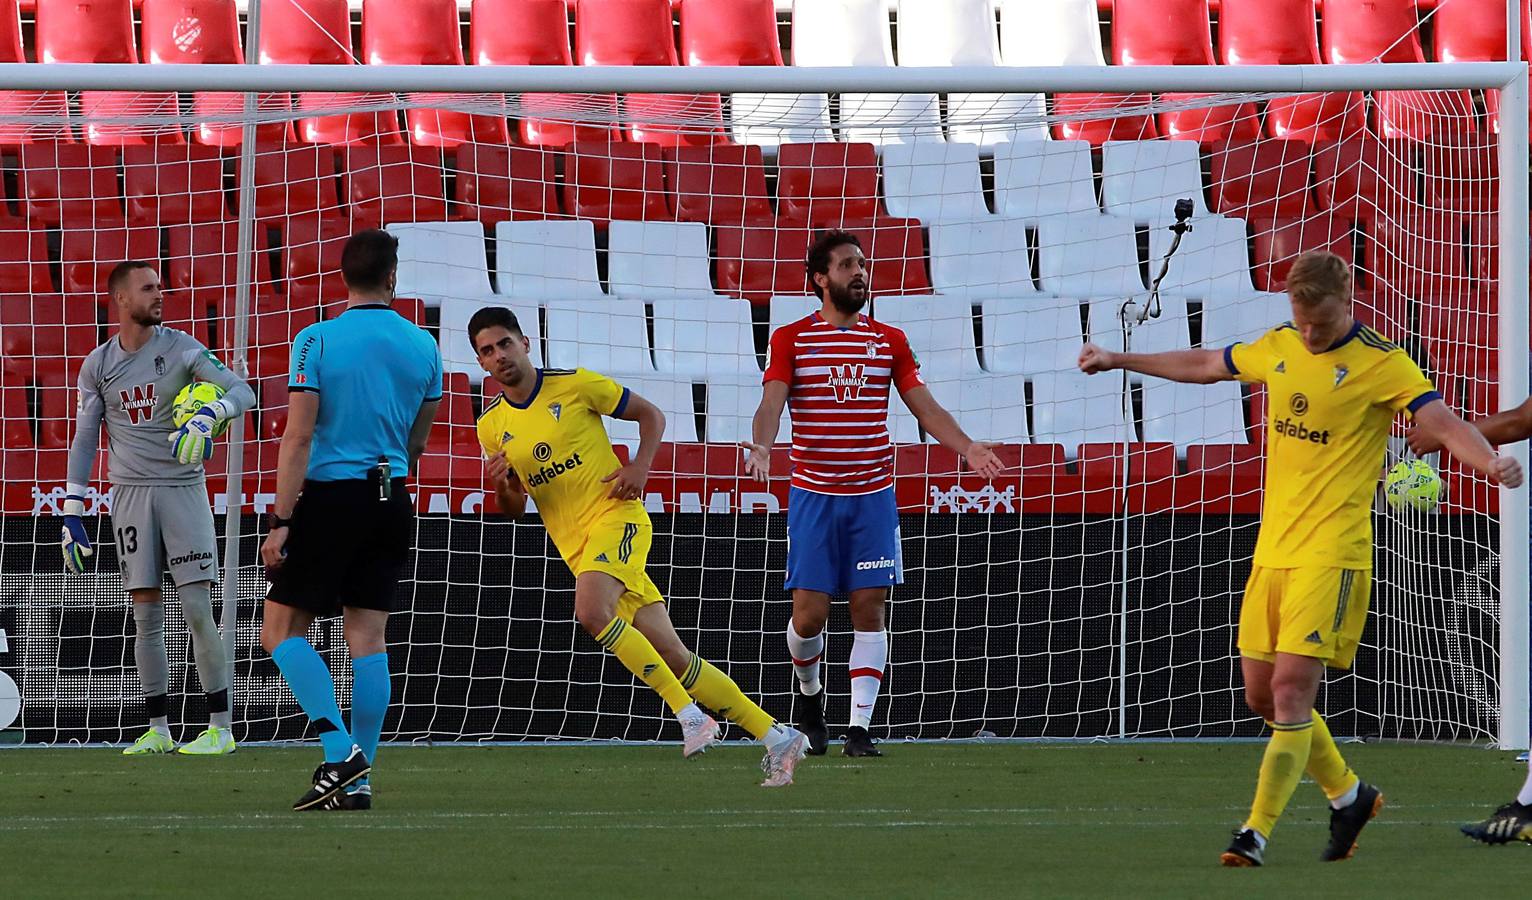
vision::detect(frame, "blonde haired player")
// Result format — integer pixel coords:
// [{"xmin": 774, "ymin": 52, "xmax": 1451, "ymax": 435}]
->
[
  {"xmin": 1079, "ymin": 250, "xmax": 1522, "ymax": 866},
  {"xmin": 468, "ymin": 306, "xmax": 809, "ymax": 787}
]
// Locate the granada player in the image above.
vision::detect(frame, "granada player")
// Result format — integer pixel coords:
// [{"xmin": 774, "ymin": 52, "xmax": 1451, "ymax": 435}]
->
[{"xmin": 743, "ymin": 230, "xmax": 1003, "ymax": 757}]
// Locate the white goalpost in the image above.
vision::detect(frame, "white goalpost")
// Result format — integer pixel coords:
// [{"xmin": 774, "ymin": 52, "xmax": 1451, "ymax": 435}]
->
[{"xmin": 0, "ymin": 58, "xmax": 1524, "ymax": 751}]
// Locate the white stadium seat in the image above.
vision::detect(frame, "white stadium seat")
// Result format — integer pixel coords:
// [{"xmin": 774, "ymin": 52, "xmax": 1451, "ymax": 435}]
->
[
  {"xmin": 770, "ymin": 294, "xmax": 821, "ymax": 333},
  {"xmin": 1001, "ymin": 0, "xmax": 1107, "ymax": 67},
  {"xmin": 392, "ymin": 221, "xmax": 492, "ymax": 306},
  {"xmin": 1036, "ymin": 214, "xmax": 1146, "ymax": 298},
  {"xmin": 730, "ymin": 92, "xmax": 834, "ymax": 151},
  {"xmin": 981, "ymin": 297, "xmax": 1087, "ymax": 375},
  {"xmin": 494, "ymin": 220, "xmax": 606, "ymax": 301},
  {"xmin": 1148, "ymin": 215, "xmax": 1273, "ymax": 302},
  {"xmin": 1089, "ymin": 296, "xmax": 1194, "ymax": 356},
  {"xmin": 897, "ymin": 0, "xmax": 1046, "ymax": 144},
  {"xmin": 543, "ymin": 300, "xmax": 653, "ymax": 375},
  {"xmin": 870, "ymin": 297, "xmax": 982, "ymax": 377},
  {"xmin": 439, "ymin": 298, "xmax": 538, "ymax": 376},
  {"xmin": 1202, "ymin": 292, "xmax": 1294, "ymax": 347},
  {"xmin": 928, "ymin": 218, "xmax": 1042, "ymax": 300},
  {"xmin": 607, "ymin": 374, "xmax": 700, "ymax": 446},
  {"xmin": 881, "ymin": 143, "xmax": 991, "ymax": 223},
  {"xmin": 702, "ymin": 375, "xmax": 791, "ymax": 444},
  {"xmin": 1031, "ymin": 371, "xmax": 1134, "ymax": 453},
  {"xmin": 1140, "ymin": 379, "xmax": 1249, "ymax": 448},
  {"xmin": 923, "ymin": 373, "xmax": 1030, "ymax": 444},
  {"xmin": 652, "ymin": 297, "xmax": 760, "ymax": 377},
  {"xmin": 608, "ymin": 221, "xmax": 719, "ymax": 299},
  {"xmin": 994, "ymin": 141, "xmax": 1100, "ymax": 221},
  {"xmin": 1101, "ymin": 141, "xmax": 1212, "ymax": 222},
  {"xmin": 792, "ymin": 0, "xmax": 942, "ymax": 144}
]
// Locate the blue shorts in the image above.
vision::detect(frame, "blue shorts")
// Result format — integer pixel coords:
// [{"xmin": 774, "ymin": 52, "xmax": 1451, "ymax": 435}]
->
[{"xmin": 785, "ymin": 487, "xmax": 903, "ymax": 596}]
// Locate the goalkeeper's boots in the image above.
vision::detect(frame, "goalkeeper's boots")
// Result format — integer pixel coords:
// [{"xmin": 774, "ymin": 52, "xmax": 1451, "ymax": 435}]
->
[
  {"xmin": 319, "ymin": 783, "xmax": 373, "ymax": 812},
  {"xmin": 177, "ymin": 726, "xmax": 237, "ymax": 756},
  {"xmin": 1461, "ymin": 801, "xmax": 1532, "ymax": 845},
  {"xmin": 795, "ymin": 689, "xmax": 829, "ymax": 756},
  {"xmin": 680, "ymin": 710, "xmax": 721, "ymax": 759},
  {"xmin": 122, "ymin": 729, "xmax": 175, "ymax": 756},
  {"xmin": 842, "ymin": 725, "xmax": 883, "ymax": 758},
  {"xmin": 1320, "ymin": 781, "xmax": 1384, "ymax": 861},
  {"xmin": 293, "ymin": 745, "xmax": 370, "ymax": 811},
  {"xmin": 1219, "ymin": 829, "xmax": 1264, "ymax": 867},
  {"xmin": 760, "ymin": 727, "xmax": 809, "ymax": 788}
]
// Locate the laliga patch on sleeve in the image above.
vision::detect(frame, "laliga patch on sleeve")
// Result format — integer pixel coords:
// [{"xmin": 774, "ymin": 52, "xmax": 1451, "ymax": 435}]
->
[{"xmin": 203, "ymin": 350, "xmax": 227, "ymax": 371}]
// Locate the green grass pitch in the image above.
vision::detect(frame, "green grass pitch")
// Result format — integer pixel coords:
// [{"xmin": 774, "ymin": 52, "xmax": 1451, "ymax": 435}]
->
[{"xmin": 1, "ymin": 742, "xmax": 1527, "ymax": 897}]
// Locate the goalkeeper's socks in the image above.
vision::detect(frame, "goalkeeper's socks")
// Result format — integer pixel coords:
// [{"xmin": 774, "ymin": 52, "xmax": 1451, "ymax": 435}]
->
[
  {"xmin": 1245, "ymin": 718, "xmax": 1315, "ymax": 838},
  {"xmin": 133, "ymin": 602, "xmax": 170, "ymax": 735},
  {"xmin": 595, "ymin": 617, "xmax": 693, "ymax": 714},
  {"xmin": 678, "ymin": 653, "xmax": 777, "ymax": 740},
  {"xmin": 1518, "ymin": 756, "xmax": 1532, "ymax": 806},
  {"xmin": 847, "ymin": 631, "xmax": 888, "ymax": 730},
  {"xmin": 1305, "ymin": 712, "xmax": 1360, "ymax": 810},
  {"xmin": 785, "ymin": 623, "xmax": 824, "ymax": 695},
  {"xmin": 350, "ymin": 652, "xmax": 390, "ymax": 780},
  {"xmin": 271, "ymin": 636, "xmax": 354, "ymax": 763}
]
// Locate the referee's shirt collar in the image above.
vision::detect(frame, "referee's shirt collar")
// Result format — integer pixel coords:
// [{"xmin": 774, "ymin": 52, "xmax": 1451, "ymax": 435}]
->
[
  {"xmin": 506, "ymin": 369, "xmax": 545, "ymax": 410},
  {"xmin": 337, "ymin": 303, "xmax": 393, "ymax": 313}
]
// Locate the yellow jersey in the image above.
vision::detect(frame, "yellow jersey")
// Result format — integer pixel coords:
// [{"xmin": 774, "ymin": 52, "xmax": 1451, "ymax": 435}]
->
[
  {"xmin": 1226, "ymin": 321, "xmax": 1439, "ymax": 569},
  {"xmin": 476, "ymin": 367, "xmax": 647, "ymax": 561}
]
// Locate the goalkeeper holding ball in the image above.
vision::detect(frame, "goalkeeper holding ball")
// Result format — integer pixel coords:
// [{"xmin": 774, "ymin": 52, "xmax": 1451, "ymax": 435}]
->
[{"xmin": 64, "ymin": 261, "xmax": 255, "ymax": 756}]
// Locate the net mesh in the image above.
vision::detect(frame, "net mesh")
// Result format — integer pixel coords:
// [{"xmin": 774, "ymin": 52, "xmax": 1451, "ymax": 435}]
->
[{"xmin": 0, "ymin": 86, "xmax": 1513, "ymax": 744}]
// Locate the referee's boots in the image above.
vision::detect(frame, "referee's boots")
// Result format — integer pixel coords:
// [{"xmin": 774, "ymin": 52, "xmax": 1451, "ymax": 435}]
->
[{"xmin": 293, "ymin": 745, "xmax": 371, "ymax": 811}]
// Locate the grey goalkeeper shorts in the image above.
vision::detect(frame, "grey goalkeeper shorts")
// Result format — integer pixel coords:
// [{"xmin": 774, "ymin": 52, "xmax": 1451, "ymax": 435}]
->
[{"xmin": 109, "ymin": 483, "xmax": 219, "ymax": 591}]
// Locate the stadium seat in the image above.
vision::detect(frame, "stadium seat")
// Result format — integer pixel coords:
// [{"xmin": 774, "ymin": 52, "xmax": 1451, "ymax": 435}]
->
[
  {"xmin": 1140, "ymin": 377, "xmax": 1250, "ymax": 448},
  {"xmin": 360, "ymin": 0, "xmax": 511, "ymax": 147},
  {"xmin": 245, "ymin": 144, "xmax": 342, "ymax": 222},
  {"xmin": 1036, "ymin": 214, "xmax": 1146, "ymax": 297},
  {"xmin": 1219, "ymin": 0, "xmax": 1365, "ymax": 141},
  {"xmin": 769, "ymin": 293, "xmax": 821, "ymax": 333},
  {"xmin": 1435, "ymin": 0, "xmax": 1529, "ymax": 63},
  {"xmin": 701, "ymin": 374, "xmax": 794, "ymax": 445},
  {"xmin": 993, "ymin": 140, "xmax": 1100, "ymax": 221},
  {"xmin": 776, "ymin": 142, "xmax": 883, "ymax": 227},
  {"xmin": 575, "ymin": 0, "xmax": 677, "ymax": 66},
  {"xmin": 0, "ymin": 1, "xmax": 69, "ymax": 146},
  {"xmin": 681, "ymin": 0, "xmax": 781, "ymax": 66},
  {"xmin": 282, "ymin": 213, "xmax": 351, "ymax": 308},
  {"xmin": 19, "ymin": 143, "xmax": 123, "ymax": 227},
  {"xmin": 1208, "ymin": 139, "xmax": 1314, "ymax": 220},
  {"xmin": 1089, "ymin": 295, "xmax": 1192, "ymax": 355},
  {"xmin": 1202, "ymin": 290, "xmax": 1296, "ymax": 347},
  {"xmin": 1362, "ymin": 212, "xmax": 1472, "ymax": 301},
  {"xmin": 840, "ymin": 218, "xmax": 933, "ymax": 297},
  {"xmin": 0, "ymin": 378, "xmax": 31, "ymax": 448},
  {"xmin": 1031, "ymin": 371, "xmax": 1134, "ymax": 452},
  {"xmin": 545, "ymin": 299, "xmax": 654, "ymax": 374},
  {"xmin": 122, "ymin": 145, "xmax": 229, "ymax": 226},
  {"xmin": 870, "ymin": 297, "xmax": 981, "ymax": 377},
  {"xmin": 880, "ymin": 143, "xmax": 991, "ymax": 224},
  {"xmin": 1110, "ymin": 0, "xmax": 1257, "ymax": 144},
  {"xmin": 1312, "ymin": 136, "xmax": 1415, "ymax": 217},
  {"xmin": 1149, "ymin": 215, "xmax": 1267, "ymax": 301},
  {"xmin": 343, "ymin": 145, "xmax": 453, "ymax": 226},
  {"xmin": 1249, "ymin": 215, "xmax": 1354, "ymax": 292},
  {"xmin": 730, "ymin": 93, "xmax": 834, "ymax": 151},
  {"xmin": 494, "ymin": 219, "xmax": 606, "ymax": 300},
  {"xmin": 439, "ymin": 297, "xmax": 538, "ymax": 375},
  {"xmin": 623, "ymin": 93, "xmax": 731, "ymax": 148},
  {"xmin": 980, "ymin": 297, "xmax": 1087, "ymax": 375},
  {"xmin": 608, "ymin": 221, "xmax": 719, "ymax": 298},
  {"xmin": 247, "ymin": 303, "xmax": 318, "ymax": 375},
  {"xmin": 563, "ymin": 141, "xmax": 669, "ymax": 227},
  {"xmin": 391, "ymin": 220, "xmax": 495, "ymax": 304},
  {"xmin": 1100, "ymin": 141, "xmax": 1211, "ymax": 222},
  {"xmin": 664, "ymin": 144, "xmax": 771, "ymax": 226},
  {"xmin": 1421, "ymin": 138, "xmax": 1499, "ymax": 212},
  {"xmin": 166, "ymin": 220, "xmax": 275, "ymax": 310},
  {"xmin": 897, "ymin": 0, "xmax": 1045, "ymax": 145},
  {"xmin": 714, "ymin": 224, "xmax": 815, "ymax": 304},
  {"xmin": 471, "ymin": 0, "xmax": 617, "ymax": 146},
  {"xmin": 59, "ymin": 224, "xmax": 160, "ymax": 297},
  {"xmin": 37, "ymin": 0, "xmax": 184, "ymax": 146},
  {"xmin": 652, "ymin": 297, "xmax": 759, "ymax": 376},
  {"xmin": 0, "ymin": 221, "xmax": 52, "ymax": 295},
  {"xmin": 923, "ymin": 373, "xmax": 1029, "ymax": 444},
  {"xmin": 927, "ymin": 219, "xmax": 1041, "ymax": 300},
  {"xmin": 604, "ymin": 376, "xmax": 698, "ymax": 445},
  {"xmin": 260, "ymin": 0, "xmax": 403, "ymax": 146},
  {"xmin": 454, "ymin": 144, "xmax": 560, "ymax": 227}
]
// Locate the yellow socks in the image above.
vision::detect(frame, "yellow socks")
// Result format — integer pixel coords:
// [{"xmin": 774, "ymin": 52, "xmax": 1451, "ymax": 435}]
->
[
  {"xmin": 595, "ymin": 617, "xmax": 693, "ymax": 714},
  {"xmin": 1244, "ymin": 718, "xmax": 1315, "ymax": 838},
  {"xmin": 679, "ymin": 653, "xmax": 777, "ymax": 740},
  {"xmin": 1307, "ymin": 711, "xmax": 1359, "ymax": 804}
]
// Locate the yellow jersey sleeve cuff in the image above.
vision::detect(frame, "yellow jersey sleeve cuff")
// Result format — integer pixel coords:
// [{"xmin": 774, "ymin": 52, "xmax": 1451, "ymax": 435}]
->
[
  {"xmin": 1406, "ymin": 390, "xmax": 1442, "ymax": 415},
  {"xmin": 611, "ymin": 386, "xmax": 631, "ymax": 417},
  {"xmin": 1223, "ymin": 345, "xmax": 1240, "ymax": 376}
]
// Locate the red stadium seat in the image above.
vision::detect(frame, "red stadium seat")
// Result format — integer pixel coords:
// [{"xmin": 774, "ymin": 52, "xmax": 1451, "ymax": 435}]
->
[
  {"xmin": 37, "ymin": 0, "xmax": 184, "ymax": 146},
  {"xmin": 624, "ymin": 93, "xmax": 730, "ymax": 147},
  {"xmin": 679, "ymin": 0, "xmax": 782, "ymax": 66},
  {"xmin": 775, "ymin": 142, "xmax": 882, "ymax": 228},
  {"xmin": 246, "ymin": 304, "xmax": 318, "ymax": 376},
  {"xmin": 471, "ymin": 0, "xmax": 618, "ymax": 146},
  {"xmin": 37, "ymin": 374, "xmax": 77, "ymax": 448},
  {"xmin": 1109, "ymin": 0, "xmax": 1257, "ymax": 142},
  {"xmin": 261, "ymin": 0, "xmax": 404, "ymax": 146},
  {"xmin": 1219, "ymin": 0, "xmax": 1365, "ymax": 141},
  {"xmin": 664, "ymin": 143, "xmax": 771, "ymax": 226},
  {"xmin": 0, "ymin": 0, "xmax": 70, "ymax": 146},
  {"xmin": 1422, "ymin": 138, "xmax": 1498, "ymax": 212},
  {"xmin": 1361, "ymin": 212, "xmax": 1472, "ymax": 301},
  {"xmin": 454, "ymin": 144, "xmax": 561, "ymax": 226},
  {"xmin": 166, "ymin": 220, "xmax": 275, "ymax": 309},
  {"xmin": 1249, "ymin": 215, "xmax": 1353, "ymax": 292},
  {"xmin": 0, "ymin": 219, "xmax": 56, "ymax": 294},
  {"xmin": 19, "ymin": 143, "xmax": 122, "ymax": 227},
  {"xmin": 1156, "ymin": 98, "xmax": 1260, "ymax": 146},
  {"xmin": 1208, "ymin": 139, "xmax": 1313, "ymax": 220},
  {"xmin": 1312, "ymin": 136, "xmax": 1415, "ymax": 217},
  {"xmin": 282, "ymin": 213, "xmax": 351, "ymax": 308},
  {"xmin": 432, "ymin": 372, "xmax": 480, "ymax": 451},
  {"xmin": 344, "ymin": 145, "xmax": 452, "ymax": 226},
  {"xmin": 714, "ymin": 222, "xmax": 814, "ymax": 304},
  {"xmin": 244, "ymin": 144, "xmax": 342, "ymax": 222},
  {"xmin": 1051, "ymin": 93, "xmax": 1159, "ymax": 145},
  {"xmin": 840, "ymin": 217, "xmax": 933, "ymax": 297},
  {"xmin": 1433, "ymin": 0, "xmax": 1527, "ymax": 63},
  {"xmin": 123, "ymin": 145, "xmax": 229, "ymax": 226},
  {"xmin": 0, "ymin": 379, "xmax": 31, "ymax": 449},
  {"xmin": 574, "ymin": 0, "xmax": 677, "ymax": 66},
  {"xmin": 59, "ymin": 223, "xmax": 160, "ymax": 298},
  {"xmin": 562, "ymin": 141, "xmax": 669, "ymax": 226}
]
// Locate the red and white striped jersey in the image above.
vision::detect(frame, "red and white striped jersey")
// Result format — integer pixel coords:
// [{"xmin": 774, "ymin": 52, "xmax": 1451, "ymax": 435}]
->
[{"xmin": 763, "ymin": 312, "xmax": 925, "ymax": 496}]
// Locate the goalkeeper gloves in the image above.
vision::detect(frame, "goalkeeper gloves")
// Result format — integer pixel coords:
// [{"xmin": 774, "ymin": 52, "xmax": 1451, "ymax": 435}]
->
[
  {"xmin": 60, "ymin": 494, "xmax": 93, "ymax": 575},
  {"xmin": 168, "ymin": 401, "xmax": 229, "ymax": 465}
]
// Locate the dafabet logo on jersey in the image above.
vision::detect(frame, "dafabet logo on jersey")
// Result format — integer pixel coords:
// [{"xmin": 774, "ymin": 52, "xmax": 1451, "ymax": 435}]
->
[{"xmin": 524, "ymin": 443, "xmax": 586, "ymax": 488}]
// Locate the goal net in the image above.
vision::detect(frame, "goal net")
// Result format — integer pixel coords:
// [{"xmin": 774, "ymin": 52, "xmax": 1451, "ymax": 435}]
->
[{"xmin": 0, "ymin": 76, "xmax": 1524, "ymax": 748}]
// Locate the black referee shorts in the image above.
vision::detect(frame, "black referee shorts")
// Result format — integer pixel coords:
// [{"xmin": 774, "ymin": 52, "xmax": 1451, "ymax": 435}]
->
[{"xmin": 266, "ymin": 477, "xmax": 413, "ymax": 617}]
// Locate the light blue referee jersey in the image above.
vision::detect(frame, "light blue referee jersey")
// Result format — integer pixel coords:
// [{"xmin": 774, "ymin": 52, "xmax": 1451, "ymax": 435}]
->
[{"xmin": 288, "ymin": 304, "xmax": 443, "ymax": 482}]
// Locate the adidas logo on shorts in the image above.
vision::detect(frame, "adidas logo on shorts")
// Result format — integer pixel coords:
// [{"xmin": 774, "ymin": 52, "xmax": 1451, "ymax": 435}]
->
[{"xmin": 1305, "ymin": 630, "xmax": 1324, "ymax": 644}]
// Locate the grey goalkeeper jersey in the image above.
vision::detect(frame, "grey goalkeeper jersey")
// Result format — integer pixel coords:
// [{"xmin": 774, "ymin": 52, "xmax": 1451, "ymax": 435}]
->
[{"xmin": 68, "ymin": 327, "xmax": 257, "ymax": 488}]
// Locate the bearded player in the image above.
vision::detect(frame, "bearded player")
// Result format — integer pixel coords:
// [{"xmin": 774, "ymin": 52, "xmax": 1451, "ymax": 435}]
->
[
  {"xmin": 64, "ymin": 261, "xmax": 256, "ymax": 755},
  {"xmin": 1079, "ymin": 250, "xmax": 1522, "ymax": 866},
  {"xmin": 469, "ymin": 306, "xmax": 809, "ymax": 787},
  {"xmin": 743, "ymin": 230, "xmax": 1004, "ymax": 758}
]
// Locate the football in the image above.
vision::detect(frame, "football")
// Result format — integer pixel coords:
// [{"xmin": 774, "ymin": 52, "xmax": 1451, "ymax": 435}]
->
[
  {"xmin": 1384, "ymin": 458, "xmax": 1443, "ymax": 512},
  {"xmin": 172, "ymin": 382, "xmax": 231, "ymax": 438}
]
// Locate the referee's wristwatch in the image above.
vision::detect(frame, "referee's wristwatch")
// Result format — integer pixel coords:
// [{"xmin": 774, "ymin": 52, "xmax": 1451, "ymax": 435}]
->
[{"xmin": 268, "ymin": 512, "xmax": 294, "ymax": 531}]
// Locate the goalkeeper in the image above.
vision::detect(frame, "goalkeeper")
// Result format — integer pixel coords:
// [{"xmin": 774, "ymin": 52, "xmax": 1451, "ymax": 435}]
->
[
  {"xmin": 1079, "ymin": 251, "xmax": 1521, "ymax": 866},
  {"xmin": 64, "ymin": 261, "xmax": 255, "ymax": 756},
  {"xmin": 469, "ymin": 306, "xmax": 810, "ymax": 787}
]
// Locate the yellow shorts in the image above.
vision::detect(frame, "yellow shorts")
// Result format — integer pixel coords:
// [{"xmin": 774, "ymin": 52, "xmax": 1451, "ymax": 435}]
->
[
  {"xmin": 1238, "ymin": 565, "xmax": 1371, "ymax": 670},
  {"xmin": 571, "ymin": 515, "xmax": 665, "ymax": 622}
]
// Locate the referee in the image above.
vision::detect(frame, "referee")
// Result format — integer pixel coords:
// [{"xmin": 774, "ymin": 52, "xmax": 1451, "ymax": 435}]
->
[{"xmin": 259, "ymin": 229, "xmax": 443, "ymax": 812}]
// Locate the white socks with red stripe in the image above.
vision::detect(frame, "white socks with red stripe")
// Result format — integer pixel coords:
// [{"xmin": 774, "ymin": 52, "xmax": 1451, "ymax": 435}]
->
[
  {"xmin": 785, "ymin": 623, "xmax": 824, "ymax": 695},
  {"xmin": 848, "ymin": 631, "xmax": 888, "ymax": 729},
  {"xmin": 1518, "ymin": 756, "xmax": 1532, "ymax": 806}
]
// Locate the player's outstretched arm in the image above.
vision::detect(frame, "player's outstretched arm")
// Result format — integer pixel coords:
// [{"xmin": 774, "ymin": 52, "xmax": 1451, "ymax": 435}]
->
[
  {"xmin": 61, "ymin": 360, "xmax": 106, "ymax": 574},
  {"xmin": 1078, "ymin": 343, "xmax": 1233, "ymax": 385},
  {"xmin": 901, "ymin": 386, "xmax": 1004, "ymax": 478},
  {"xmin": 1409, "ymin": 398, "xmax": 1532, "ymax": 455},
  {"xmin": 603, "ymin": 390, "xmax": 663, "ymax": 501},
  {"xmin": 1412, "ymin": 399, "xmax": 1524, "ymax": 487},
  {"xmin": 743, "ymin": 380, "xmax": 788, "ymax": 481},
  {"xmin": 261, "ymin": 391, "xmax": 318, "ymax": 569}
]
